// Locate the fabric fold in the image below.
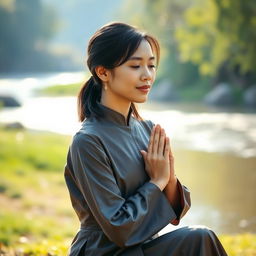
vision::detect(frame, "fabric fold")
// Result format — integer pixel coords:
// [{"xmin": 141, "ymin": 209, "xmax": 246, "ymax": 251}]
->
[{"xmin": 69, "ymin": 134, "xmax": 177, "ymax": 248}]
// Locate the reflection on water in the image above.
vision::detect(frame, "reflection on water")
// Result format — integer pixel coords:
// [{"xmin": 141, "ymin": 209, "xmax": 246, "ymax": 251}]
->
[
  {"xmin": 0, "ymin": 71, "xmax": 85, "ymax": 102},
  {"xmin": 142, "ymin": 106, "xmax": 256, "ymax": 158},
  {"xmin": 0, "ymin": 73, "xmax": 256, "ymax": 234},
  {"xmin": 165, "ymin": 149, "xmax": 256, "ymax": 235},
  {"xmin": 0, "ymin": 97, "xmax": 81, "ymax": 134}
]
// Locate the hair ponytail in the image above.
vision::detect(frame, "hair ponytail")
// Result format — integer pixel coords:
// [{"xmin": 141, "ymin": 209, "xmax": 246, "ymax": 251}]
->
[{"xmin": 78, "ymin": 76, "xmax": 102, "ymax": 122}]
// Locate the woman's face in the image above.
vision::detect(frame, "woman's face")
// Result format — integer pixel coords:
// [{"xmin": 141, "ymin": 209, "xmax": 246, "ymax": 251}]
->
[{"xmin": 105, "ymin": 39, "xmax": 157, "ymax": 105}]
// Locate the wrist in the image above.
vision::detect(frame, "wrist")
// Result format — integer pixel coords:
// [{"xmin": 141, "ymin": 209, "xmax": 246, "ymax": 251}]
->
[
  {"xmin": 165, "ymin": 176, "xmax": 178, "ymax": 193},
  {"xmin": 168, "ymin": 175, "xmax": 177, "ymax": 184},
  {"xmin": 150, "ymin": 179, "xmax": 168, "ymax": 191}
]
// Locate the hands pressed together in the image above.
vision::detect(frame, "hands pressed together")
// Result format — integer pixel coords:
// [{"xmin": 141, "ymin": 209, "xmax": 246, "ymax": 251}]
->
[{"xmin": 140, "ymin": 124, "xmax": 177, "ymax": 191}]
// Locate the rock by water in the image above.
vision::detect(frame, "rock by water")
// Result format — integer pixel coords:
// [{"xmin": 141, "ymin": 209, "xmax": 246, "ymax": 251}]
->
[
  {"xmin": 0, "ymin": 95, "xmax": 21, "ymax": 107},
  {"xmin": 243, "ymin": 85, "xmax": 256, "ymax": 107},
  {"xmin": 204, "ymin": 83, "xmax": 234, "ymax": 106},
  {"xmin": 149, "ymin": 79, "xmax": 179, "ymax": 102}
]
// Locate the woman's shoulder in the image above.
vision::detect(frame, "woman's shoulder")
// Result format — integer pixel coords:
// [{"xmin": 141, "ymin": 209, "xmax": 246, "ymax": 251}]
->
[
  {"xmin": 74, "ymin": 117, "xmax": 102, "ymax": 138},
  {"xmin": 71, "ymin": 127, "xmax": 102, "ymax": 151},
  {"xmin": 136, "ymin": 118, "xmax": 154, "ymax": 130},
  {"xmin": 74, "ymin": 126, "xmax": 101, "ymax": 140}
]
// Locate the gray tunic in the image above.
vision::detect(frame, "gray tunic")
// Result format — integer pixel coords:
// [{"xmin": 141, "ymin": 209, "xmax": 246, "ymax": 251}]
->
[{"xmin": 64, "ymin": 103, "xmax": 227, "ymax": 256}]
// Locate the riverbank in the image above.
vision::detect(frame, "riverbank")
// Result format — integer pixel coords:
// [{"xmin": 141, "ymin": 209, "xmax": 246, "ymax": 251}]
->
[
  {"xmin": 0, "ymin": 127, "xmax": 255, "ymax": 255},
  {"xmin": 34, "ymin": 82, "xmax": 82, "ymax": 97}
]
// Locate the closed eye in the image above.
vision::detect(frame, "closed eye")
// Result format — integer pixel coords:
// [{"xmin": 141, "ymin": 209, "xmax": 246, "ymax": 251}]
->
[{"xmin": 130, "ymin": 65, "xmax": 156, "ymax": 69}]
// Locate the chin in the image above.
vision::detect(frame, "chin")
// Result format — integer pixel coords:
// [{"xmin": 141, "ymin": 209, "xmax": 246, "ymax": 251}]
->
[
  {"xmin": 133, "ymin": 95, "xmax": 148, "ymax": 103},
  {"xmin": 134, "ymin": 98, "xmax": 147, "ymax": 103}
]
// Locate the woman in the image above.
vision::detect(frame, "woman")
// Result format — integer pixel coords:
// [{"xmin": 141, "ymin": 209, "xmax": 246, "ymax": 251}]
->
[{"xmin": 64, "ymin": 22, "xmax": 228, "ymax": 256}]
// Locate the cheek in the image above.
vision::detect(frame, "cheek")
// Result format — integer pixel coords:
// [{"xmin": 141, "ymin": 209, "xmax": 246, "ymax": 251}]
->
[{"xmin": 116, "ymin": 69, "xmax": 138, "ymax": 84}]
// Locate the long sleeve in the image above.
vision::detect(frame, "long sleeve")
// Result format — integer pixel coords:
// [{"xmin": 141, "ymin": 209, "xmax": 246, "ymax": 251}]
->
[{"xmin": 70, "ymin": 133, "xmax": 177, "ymax": 248}]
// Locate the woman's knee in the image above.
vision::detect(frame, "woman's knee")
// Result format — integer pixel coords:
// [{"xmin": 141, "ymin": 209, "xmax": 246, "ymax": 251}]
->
[{"xmin": 186, "ymin": 225, "xmax": 215, "ymax": 240}]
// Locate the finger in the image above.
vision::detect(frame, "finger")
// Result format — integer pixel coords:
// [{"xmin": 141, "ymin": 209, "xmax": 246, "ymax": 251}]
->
[
  {"xmin": 168, "ymin": 138, "xmax": 174, "ymax": 156},
  {"xmin": 158, "ymin": 128, "xmax": 166, "ymax": 155},
  {"xmin": 152, "ymin": 124, "xmax": 160, "ymax": 155},
  {"xmin": 148, "ymin": 125, "xmax": 155, "ymax": 154},
  {"xmin": 164, "ymin": 136, "xmax": 170, "ymax": 158}
]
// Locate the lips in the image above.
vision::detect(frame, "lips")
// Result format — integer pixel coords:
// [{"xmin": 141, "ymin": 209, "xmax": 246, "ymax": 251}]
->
[
  {"xmin": 136, "ymin": 85, "xmax": 151, "ymax": 94},
  {"xmin": 136, "ymin": 85, "xmax": 151, "ymax": 89}
]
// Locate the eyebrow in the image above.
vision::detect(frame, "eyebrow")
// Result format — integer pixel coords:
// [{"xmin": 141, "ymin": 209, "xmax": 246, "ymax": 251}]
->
[{"xmin": 128, "ymin": 56, "xmax": 155, "ymax": 61}]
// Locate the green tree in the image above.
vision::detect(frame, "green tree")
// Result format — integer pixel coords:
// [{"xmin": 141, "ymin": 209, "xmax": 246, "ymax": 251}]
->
[
  {"xmin": 214, "ymin": 0, "xmax": 256, "ymax": 86},
  {"xmin": 175, "ymin": 0, "xmax": 256, "ymax": 86},
  {"xmin": 0, "ymin": 0, "xmax": 58, "ymax": 72}
]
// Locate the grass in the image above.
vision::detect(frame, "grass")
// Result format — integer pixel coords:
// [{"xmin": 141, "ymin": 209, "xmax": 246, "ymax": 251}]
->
[
  {"xmin": 0, "ymin": 127, "xmax": 255, "ymax": 255},
  {"xmin": 34, "ymin": 72, "xmax": 89, "ymax": 97},
  {"xmin": 0, "ymin": 127, "xmax": 78, "ymax": 255},
  {"xmin": 0, "ymin": 128, "xmax": 71, "ymax": 173},
  {"xmin": 35, "ymin": 83, "xmax": 83, "ymax": 96}
]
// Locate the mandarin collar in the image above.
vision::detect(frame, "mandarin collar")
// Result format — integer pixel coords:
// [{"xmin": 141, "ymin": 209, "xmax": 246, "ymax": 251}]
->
[{"xmin": 97, "ymin": 102, "xmax": 133, "ymax": 126}]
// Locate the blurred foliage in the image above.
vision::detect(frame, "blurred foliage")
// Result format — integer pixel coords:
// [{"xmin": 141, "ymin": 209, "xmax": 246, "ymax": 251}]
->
[
  {"xmin": 0, "ymin": 0, "xmax": 124, "ymax": 72},
  {"xmin": 175, "ymin": 0, "xmax": 256, "ymax": 86},
  {"xmin": 0, "ymin": 0, "xmax": 71, "ymax": 72},
  {"xmin": 120, "ymin": 0, "xmax": 256, "ymax": 89},
  {"xmin": 220, "ymin": 233, "xmax": 256, "ymax": 256},
  {"xmin": 35, "ymin": 82, "xmax": 82, "ymax": 96}
]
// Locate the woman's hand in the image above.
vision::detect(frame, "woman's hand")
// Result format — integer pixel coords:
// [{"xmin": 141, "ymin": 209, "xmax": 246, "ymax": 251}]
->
[{"xmin": 140, "ymin": 124, "xmax": 170, "ymax": 191}]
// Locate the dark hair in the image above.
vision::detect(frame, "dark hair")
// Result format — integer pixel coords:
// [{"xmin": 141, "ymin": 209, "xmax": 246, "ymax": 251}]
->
[{"xmin": 78, "ymin": 22, "xmax": 160, "ymax": 122}]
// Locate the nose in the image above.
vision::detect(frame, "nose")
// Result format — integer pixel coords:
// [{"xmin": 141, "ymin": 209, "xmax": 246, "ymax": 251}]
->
[{"xmin": 141, "ymin": 67, "xmax": 152, "ymax": 82}]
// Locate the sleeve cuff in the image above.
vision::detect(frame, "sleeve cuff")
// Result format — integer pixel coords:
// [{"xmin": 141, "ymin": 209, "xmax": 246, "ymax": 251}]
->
[
  {"xmin": 170, "ymin": 179, "xmax": 191, "ymax": 225},
  {"xmin": 142, "ymin": 182, "xmax": 179, "ymax": 225}
]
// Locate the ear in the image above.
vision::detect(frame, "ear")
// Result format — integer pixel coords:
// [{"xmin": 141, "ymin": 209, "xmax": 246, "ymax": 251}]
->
[{"xmin": 95, "ymin": 66, "xmax": 111, "ymax": 82}]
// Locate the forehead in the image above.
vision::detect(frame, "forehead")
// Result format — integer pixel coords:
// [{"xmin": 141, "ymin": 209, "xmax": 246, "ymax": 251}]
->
[{"xmin": 130, "ymin": 39, "xmax": 154, "ymax": 58}]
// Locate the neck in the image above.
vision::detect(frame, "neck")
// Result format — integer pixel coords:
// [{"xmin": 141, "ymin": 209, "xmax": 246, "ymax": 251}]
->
[{"xmin": 100, "ymin": 92, "xmax": 131, "ymax": 123}]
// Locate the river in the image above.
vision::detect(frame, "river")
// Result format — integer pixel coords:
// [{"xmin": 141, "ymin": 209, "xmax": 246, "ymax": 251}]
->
[{"xmin": 0, "ymin": 72, "xmax": 255, "ymax": 235}]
